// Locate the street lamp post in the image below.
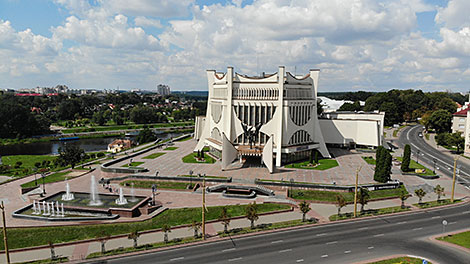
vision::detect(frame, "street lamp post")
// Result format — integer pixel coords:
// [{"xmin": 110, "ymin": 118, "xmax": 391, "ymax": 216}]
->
[
  {"xmin": 451, "ymin": 156, "xmax": 459, "ymax": 203},
  {"xmin": 151, "ymin": 184, "xmax": 157, "ymax": 206},
  {"xmin": 0, "ymin": 201, "xmax": 10, "ymax": 264},
  {"xmin": 189, "ymin": 170, "xmax": 193, "ymax": 188},
  {"xmin": 41, "ymin": 173, "xmax": 46, "ymax": 195},
  {"xmin": 416, "ymin": 150, "xmax": 420, "ymax": 163},
  {"xmin": 433, "ymin": 158, "xmax": 437, "ymax": 174},
  {"xmin": 353, "ymin": 166, "xmax": 362, "ymax": 218}
]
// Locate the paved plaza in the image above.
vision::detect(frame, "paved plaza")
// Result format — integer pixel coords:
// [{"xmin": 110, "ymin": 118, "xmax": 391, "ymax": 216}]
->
[{"xmin": 0, "ymin": 137, "xmax": 469, "ymax": 263}]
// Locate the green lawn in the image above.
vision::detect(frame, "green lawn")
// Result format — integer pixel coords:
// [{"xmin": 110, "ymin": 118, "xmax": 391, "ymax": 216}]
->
[
  {"xmin": 1, "ymin": 155, "xmax": 57, "ymax": 178},
  {"xmin": 142, "ymin": 153, "xmax": 165, "ymax": 159},
  {"xmin": 397, "ymin": 157, "xmax": 436, "ymax": 176},
  {"xmin": 284, "ymin": 159, "xmax": 339, "ymax": 170},
  {"xmin": 121, "ymin": 162, "xmax": 144, "ymax": 167},
  {"xmin": 164, "ymin": 147, "xmax": 178, "ymax": 151},
  {"xmin": 413, "ymin": 199, "xmax": 462, "ymax": 209},
  {"xmin": 289, "ymin": 185, "xmax": 408, "ymax": 203},
  {"xmin": 219, "ymin": 219, "xmax": 316, "ymax": 237},
  {"xmin": 182, "ymin": 152, "xmax": 216, "ymax": 164},
  {"xmin": 367, "ymin": 256, "xmax": 431, "ymax": 264},
  {"xmin": 20, "ymin": 171, "xmax": 74, "ymax": 188},
  {"xmin": 121, "ymin": 180, "xmax": 189, "ymax": 190},
  {"xmin": 438, "ymin": 231, "xmax": 470, "ymax": 249},
  {"xmin": 0, "ymin": 203, "xmax": 290, "ymax": 250},
  {"xmin": 176, "ymin": 136, "xmax": 192, "ymax": 142},
  {"xmin": 178, "ymin": 175, "xmax": 227, "ymax": 180},
  {"xmin": 362, "ymin": 156, "xmax": 376, "ymax": 165},
  {"xmin": 329, "ymin": 206, "xmax": 410, "ymax": 221},
  {"xmin": 61, "ymin": 122, "xmax": 194, "ymax": 134}
]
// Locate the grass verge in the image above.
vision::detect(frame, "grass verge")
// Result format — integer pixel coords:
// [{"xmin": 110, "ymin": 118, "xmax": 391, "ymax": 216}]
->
[
  {"xmin": 61, "ymin": 122, "xmax": 194, "ymax": 134},
  {"xmin": 142, "ymin": 153, "xmax": 165, "ymax": 159},
  {"xmin": 284, "ymin": 159, "xmax": 339, "ymax": 170},
  {"xmin": 178, "ymin": 175, "xmax": 227, "ymax": 180},
  {"xmin": 0, "ymin": 203, "xmax": 290, "ymax": 250},
  {"xmin": 329, "ymin": 206, "xmax": 410, "ymax": 221},
  {"xmin": 289, "ymin": 185, "xmax": 408, "ymax": 203},
  {"xmin": 121, "ymin": 180, "xmax": 188, "ymax": 190},
  {"xmin": 164, "ymin": 147, "xmax": 178, "ymax": 151},
  {"xmin": 362, "ymin": 156, "xmax": 376, "ymax": 165},
  {"xmin": 437, "ymin": 230, "xmax": 470, "ymax": 249},
  {"xmin": 413, "ymin": 199, "xmax": 462, "ymax": 209},
  {"xmin": 87, "ymin": 237, "xmax": 201, "ymax": 259},
  {"xmin": 121, "ymin": 162, "xmax": 144, "ymax": 167},
  {"xmin": 20, "ymin": 171, "xmax": 74, "ymax": 188},
  {"xmin": 397, "ymin": 157, "xmax": 436, "ymax": 176},
  {"xmin": 219, "ymin": 219, "xmax": 316, "ymax": 237},
  {"xmin": 18, "ymin": 257, "xmax": 69, "ymax": 264},
  {"xmin": 182, "ymin": 153, "xmax": 216, "ymax": 164}
]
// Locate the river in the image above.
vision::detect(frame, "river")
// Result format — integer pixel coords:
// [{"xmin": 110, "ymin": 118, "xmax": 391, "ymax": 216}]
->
[{"xmin": 0, "ymin": 132, "xmax": 183, "ymax": 156}]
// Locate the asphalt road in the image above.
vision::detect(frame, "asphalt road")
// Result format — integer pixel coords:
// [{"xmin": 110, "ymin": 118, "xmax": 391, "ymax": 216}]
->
[
  {"xmin": 89, "ymin": 203, "xmax": 470, "ymax": 264},
  {"xmin": 396, "ymin": 125, "xmax": 470, "ymax": 188}
]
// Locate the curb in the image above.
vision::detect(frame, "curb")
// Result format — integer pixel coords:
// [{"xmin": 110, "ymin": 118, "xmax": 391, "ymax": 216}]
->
[{"xmin": 429, "ymin": 228, "xmax": 470, "ymax": 254}]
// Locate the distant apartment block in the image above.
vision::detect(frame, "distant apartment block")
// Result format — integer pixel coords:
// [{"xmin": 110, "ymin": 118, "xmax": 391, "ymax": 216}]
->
[{"xmin": 157, "ymin": 84, "xmax": 171, "ymax": 96}]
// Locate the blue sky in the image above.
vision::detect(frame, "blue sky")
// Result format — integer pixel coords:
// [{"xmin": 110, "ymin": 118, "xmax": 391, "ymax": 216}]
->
[{"xmin": 1, "ymin": 0, "xmax": 470, "ymax": 92}]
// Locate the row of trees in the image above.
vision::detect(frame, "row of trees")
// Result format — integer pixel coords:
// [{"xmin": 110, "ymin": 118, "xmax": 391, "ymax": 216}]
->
[{"xmin": 338, "ymin": 90, "xmax": 462, "ymax": 126}]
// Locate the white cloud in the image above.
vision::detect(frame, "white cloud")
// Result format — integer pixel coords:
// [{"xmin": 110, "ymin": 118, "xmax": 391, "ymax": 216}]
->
[
  {"xmin": 103, "ymin": 0, "xmax": 194, "ymax": 18},
  {"xmin": 134, "ymin": 16, "xmax": 163, "ymax": 28},
  {"xmin": 435, "ymin": 0, "xmax": 470, "ymax": 28}
]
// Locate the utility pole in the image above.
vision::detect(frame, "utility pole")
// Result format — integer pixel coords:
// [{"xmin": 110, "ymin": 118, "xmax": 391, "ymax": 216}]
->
[
  {"xmin": 1, "ymin": 201, "xmax": 10, "ymax": 264},
  {"xmin": 451, "ymin": 156, "xmax": 459, "ymax": 202},
  {"xmin": 353, "ymin": 166, "xmax": 362, "ymax": 218},
  {"xmin": 202, "ymin": 174, "xmax": 206, "ymax": 240}
]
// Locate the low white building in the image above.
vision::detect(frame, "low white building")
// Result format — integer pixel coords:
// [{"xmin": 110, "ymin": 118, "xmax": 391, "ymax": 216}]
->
[{"xmin": 195, "ymin": 66, "xmax": 385, "ymax": 173}]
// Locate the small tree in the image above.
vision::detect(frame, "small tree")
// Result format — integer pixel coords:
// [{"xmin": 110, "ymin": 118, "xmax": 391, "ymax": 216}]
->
[
  {"xmin": 162, "ymin": 224, "xmax": 171, "ymax": 243},
  {"xmin": 128, "ymin": 231, "xmax": 140, "ymax": 248},
  {"xmin": 218, "ymin": 206, "xmax": 231, "ymax": 233},
  {"xmin": 401, "ymin": 144, "xmax": 411, "ymax": 172},
  {"xmin": 336, "ymin": 194, "xmax": 347, "ymax": 216},
  {"xmin": 189, "ymin": 221, "xmax": 201, "ymax": 238},
  {"xmin": 314, "ymin": 150, "xmax": 319, "ymax": 164},
  {"xmin": 299, "ymin": 201, "xmax": 311, "ymax": 222},
  {"xmin": 201, "ymin": 148, "xmax": 205, "ymax": 159},
  {"xmin": 358, "ymin": 188, "xmax": 370, "ymax": 213},
  {"xmin": 415, "ymin": 188, "xmax": 427, "ymax": 204},
  {"xmin": 399, "ymin": 188, "xmax": 410, "ymax": 209},
  {"xmin": 434, "ymin": 184, "xmax": 445, "ymax": 202},
  {"xmin": 245, "ymin": 202, "xmax": 259, "ymax": 229},
  {"xmin": 309, "ymin": 150, "xmax": 314, "ymax": 164},
  {"xmin": 97, "ymin": 231, "xmax": 110, "ymax": 254}
]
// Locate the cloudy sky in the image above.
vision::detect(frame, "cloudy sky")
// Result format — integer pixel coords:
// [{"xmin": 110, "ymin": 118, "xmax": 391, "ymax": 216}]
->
[{"xmin": 1, "ymin": 0, "xmax": 469, "ymax": 92}]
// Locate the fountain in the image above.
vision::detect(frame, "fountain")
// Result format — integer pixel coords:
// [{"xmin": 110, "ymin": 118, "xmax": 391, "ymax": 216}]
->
[
  {"xmin": 115, "ymin": 188, "xmax": 128, "ymax": 205},
  {"xmin": 89, "ymin": 175, "xmax": 103, "ymax": 206},
  {"xmin": 50, "ymin": 202, "xmax": 55, "ymax": 216},
  {"xmin": 129, "ymin": 182, "xmax": 137, "ymax": 202},
  {"xmin": 62, "ymin": 181, "xmax": 75, "ymax": 201}
]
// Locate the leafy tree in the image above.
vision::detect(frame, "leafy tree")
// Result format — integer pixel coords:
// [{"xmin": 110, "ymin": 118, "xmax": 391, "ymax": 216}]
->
[
  {"xmin": 245, "ymin": 202, "xmax": 259, "ymax": 229},
  {"xmin": 335, "ymin": 194, "xmax": 347, "ymax": 216},
  {"xmin": 434, "ymin": 184, "xmax": 445, "ymax": 202},
  {"xmin": 428, "ymin": 109, "xmax": 452, "ymax": 133},
  {"xmin": 299, "ymin": 201, "xmax": 311, "ymax": 222},
  {"xmin": 128, "ymin": 231, "xmax": 140, "ymax": 248},
  {"xmin": 136, "ymin": 128, "xmax": 157, "ymax": 144},
  {"xmin": 447, "ymin": 132, "xmax": 465, "ymax": 153},
  {"xmin": 358, "ymin": 188, "xmax": 370, "ymax": 213},
  {"xmin": 338, "ymin": 101, "xmax": 362, "ymax": 112},
  {"xmin": 399, "ymin": 188, "xmax": 410, "ymax": 209},
  {"xmin": 374, "ymin": 146, "xmax": 391, "ymax": 183},
  {"xmin": 189, "ymin": 221, "xmax": 201, "ymax": 238},
  {"xmin": 218, "ymin": 206, "xmax": 231, "ymax": 233},
  {"xmin": 92, "ymin": 111, "xmax": 107, "ymax": 126},
  {"xmin": 414, "ymin": 188, "xmax": 427, "ymax": 204},
  {"xmin": 57, "ymin": 145, "xmax": 84, "ymax": 169},
  {"xmin": 401, "ymin": 144, "xmax": 411, "ymax": 172},
  {"xmin": 162, "ymin": 224, "xmax": 171, "ymax": 243}
]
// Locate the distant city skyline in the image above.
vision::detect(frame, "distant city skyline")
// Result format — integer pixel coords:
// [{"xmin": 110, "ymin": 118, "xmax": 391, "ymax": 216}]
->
[{"xmin": 1, "ymin": 0, "xmax": 469, "ymax": 92}]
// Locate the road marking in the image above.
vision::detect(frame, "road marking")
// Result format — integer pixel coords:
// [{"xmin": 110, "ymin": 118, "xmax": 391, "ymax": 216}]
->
[
  {"xmin": 228, "ymin": 257, "xmax": 242, "ymax": 262},
  {"xmin": 358, "ymin": 227, "xmax": 368, "ymax": 230},
  {"xmin": 449, "ymin": 222, "xmax": 457, "ymax": 225},
  {"xmin": 271, "ymin": 240, "xmax": 284, "ymax": 244},
  {"xmin": 170, "ymin": 257, "xmax": 185, "ymax": 261},
  {"xmin": 316, "ymin": 233, "xmax": 327, "ymax": 236},
  {"xmin": 432, "ymin": 216, "xmax": 441, "ymax": 219},
  {"xmin": 321, "ymin": 254, "xmax": 328, "ymax": 258},
  {"xmin": 222, "ymin": 248, "xmax": 236, "ymax": 252},
  {"xmin": 462, "ymin": 211, "xmax": 470, "ymax": 214},
  {"xmin": 296, "ymin": 259, "xmax": 304, "ymax": 263},
  {"xmin": 279, "ymin": 249, "xmax": 292, "ymax": 253},
  {"xmin": 344, "ymin": 250, "xmax": 351, "ymax": 254},
  {"xmin": 373, "ymin": 234, "xmax": 384, "ymax": 237},
  {"xmin": 326, "ymin": 241, "xmax": 338, "ymax": 245},
  {"xmin": 397, "ymin": 221, "xmax": 407, "ymax": 224},
  {"xmin": 413, "ymin": 227, "xmax": 423, "ymax": 231},
  {"xmin": 368, "ymin": 246, "xmax": 374, "ymax": 250}
]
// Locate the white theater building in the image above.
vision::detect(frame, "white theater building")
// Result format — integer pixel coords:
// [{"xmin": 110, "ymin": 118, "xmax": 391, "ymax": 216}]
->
[{"xmin": 194, "ymin": 66, "xmax": 384, "ymax": 173}]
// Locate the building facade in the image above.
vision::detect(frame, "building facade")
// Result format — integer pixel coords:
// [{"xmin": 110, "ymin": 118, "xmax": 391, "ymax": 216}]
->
[
  {"xmin": 157, "ymin": 84, "xmax": 171, "ymax": 96},
  {"xmin": 195, "ymin": 66, "xmax": 384, "ymax": 173}
]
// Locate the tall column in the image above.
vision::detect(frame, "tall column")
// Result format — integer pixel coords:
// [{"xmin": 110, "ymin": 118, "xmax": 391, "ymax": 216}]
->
[
  {"xmin": 276, "ymin": 66, "xmax": 285, "ymax": 167},
  {"xmin": 226, "ymin": 67, "xmax": 233, "ymax": 141}
]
